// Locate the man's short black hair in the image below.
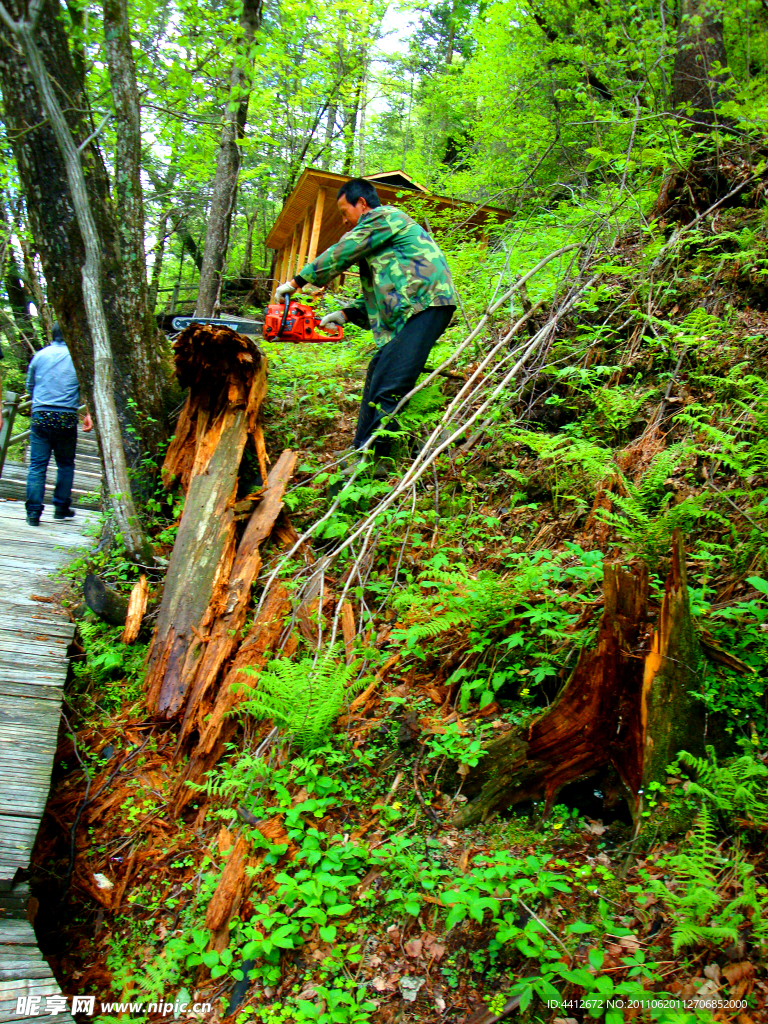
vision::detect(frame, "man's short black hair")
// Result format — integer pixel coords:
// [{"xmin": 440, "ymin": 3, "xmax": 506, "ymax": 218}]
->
[
  {"xmin": 337, "ymin": 178, "xmax": 382, "ymax": 209},
  {"xmin": 51, "ymin": 322, "xmax": 64, "ymax": 342}
]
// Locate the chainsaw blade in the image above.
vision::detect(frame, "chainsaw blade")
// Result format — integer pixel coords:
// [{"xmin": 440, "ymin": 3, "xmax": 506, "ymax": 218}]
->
[{"xmin": 170, "ymin": 316, "xmax": 263, "ymax": 335}]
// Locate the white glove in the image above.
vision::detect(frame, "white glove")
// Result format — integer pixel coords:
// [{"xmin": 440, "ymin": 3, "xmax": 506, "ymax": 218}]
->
[
  {"xmin": 319, "ymin": 310, "xmax": 346, "ymax": 328},
  {"xmin": 275, "ymin": 280, "xmax": 297, "ymax": 301}
]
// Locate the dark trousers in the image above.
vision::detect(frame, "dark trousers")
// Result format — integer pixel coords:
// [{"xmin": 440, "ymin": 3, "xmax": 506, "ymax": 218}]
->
[
  {"xmin": 353, "ymin": 305, "xmax": 454, "ymax": 454},
  {"xmin": 25, "ymin": 413, "xmax": 78, "ymax": 519}
]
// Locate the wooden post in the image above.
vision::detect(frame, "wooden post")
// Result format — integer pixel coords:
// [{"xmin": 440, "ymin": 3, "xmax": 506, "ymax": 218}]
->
[
  {"xmin": 270, "ymin": 247, "xmax": 290, "ymax": 300},
  {"xmin": 307, "ymin": 188, "xmax": 327, "ymax": 263},
  {"xmin": 0, "ymin": 391, "xmax": 20, "ymax": 478},
  {"xmin": 295, "ymin": 209, "xmax": 312, "ymax": 277},
  {"xmin": 286, "ymin": 227, "xmax": 300, "ymax": 281}
]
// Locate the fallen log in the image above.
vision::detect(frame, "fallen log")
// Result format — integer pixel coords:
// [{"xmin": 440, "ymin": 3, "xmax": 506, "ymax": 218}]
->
[
  {"xmin": 145, "ymin": 323, "xmax": 268, "ymax": 719},
  {"xmin": 452, "ymin": 533, "xmax": 703, "ymax": 827},
  {"xmin": 84, "ymin": 574, "xmax": 129, "ymax": 626}
]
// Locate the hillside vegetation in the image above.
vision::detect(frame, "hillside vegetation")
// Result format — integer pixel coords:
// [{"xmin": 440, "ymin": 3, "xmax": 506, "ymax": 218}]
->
[{"xmin": 0, "ymin": 0, "xmax": 767, "ymax": 1021}]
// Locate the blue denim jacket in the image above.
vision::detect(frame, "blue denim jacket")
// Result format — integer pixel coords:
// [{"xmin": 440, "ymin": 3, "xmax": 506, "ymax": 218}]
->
[{"xmin": 26, "ymin": 339, "xmax": 80, "ymax": 412}]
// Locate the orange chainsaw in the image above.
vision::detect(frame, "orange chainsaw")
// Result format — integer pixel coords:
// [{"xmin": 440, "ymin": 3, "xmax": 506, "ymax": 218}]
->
[{"xmin": 262, "ymin": 294, "xmax": 343, "ymax": 344}]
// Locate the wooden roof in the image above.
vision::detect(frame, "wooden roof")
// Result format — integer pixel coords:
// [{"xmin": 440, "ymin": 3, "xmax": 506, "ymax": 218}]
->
[{"xmin": 265, "ymin": 167, "xmax": 511, "ymax": 254}]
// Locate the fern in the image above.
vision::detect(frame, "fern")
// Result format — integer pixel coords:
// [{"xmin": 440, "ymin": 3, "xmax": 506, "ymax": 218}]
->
[
  {"xmin": 241, "ymin": 649, "xmax": 366, "ymax": 750},
  {"xmin": 651, "ymin": 805, "xmax": 739, "ymax": 953},
  {"xmin": 594, "ymin": 384, "xmax": 653, "ymax": 437},
  {"xmin": 597, "ymin": 444, "xmax": 701, "ymax": 564},
  {"xmin": 674, "ymin": 746, "xmax": 768, "ymax": 830},
  {"xmin": 509, "ymin": 428, "xmax": 614, "ymax": 509},
  {"xmin": 649, "ymin": 769, "xmax": 768, "ymax": 954}
]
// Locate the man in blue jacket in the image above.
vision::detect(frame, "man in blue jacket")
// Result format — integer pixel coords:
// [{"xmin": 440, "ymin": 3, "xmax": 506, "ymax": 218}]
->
[{"xmin": 25, "ymin": 324, "xmax": 92, "ymax": 526}]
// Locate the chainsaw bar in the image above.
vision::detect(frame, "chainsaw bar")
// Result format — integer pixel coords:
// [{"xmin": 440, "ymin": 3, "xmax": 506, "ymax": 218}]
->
[{"xmin": 170, "ymin": 316, "xmax": 263, "ymax": 335}]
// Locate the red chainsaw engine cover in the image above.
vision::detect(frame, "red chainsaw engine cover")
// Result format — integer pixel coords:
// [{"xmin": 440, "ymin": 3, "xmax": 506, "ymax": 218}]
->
[{"xmin": 262, "ymin": 301, "xmax": 343, "ymax": 343}]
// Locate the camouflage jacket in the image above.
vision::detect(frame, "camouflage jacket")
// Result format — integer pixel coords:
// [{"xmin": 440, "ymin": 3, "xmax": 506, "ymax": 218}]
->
[{"xmin": 296, "ymin": 205, "xmax": 458, "ymax": 347}]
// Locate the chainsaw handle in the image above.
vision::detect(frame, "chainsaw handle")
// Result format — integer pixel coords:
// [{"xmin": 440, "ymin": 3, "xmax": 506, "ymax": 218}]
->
[
  {"xmin": 279, "ymin": 293, "xmax": 290, "ymax": 336},
  {"xmin": 312, "ymin": 322, "xmax": 343, "ymax": 341}
]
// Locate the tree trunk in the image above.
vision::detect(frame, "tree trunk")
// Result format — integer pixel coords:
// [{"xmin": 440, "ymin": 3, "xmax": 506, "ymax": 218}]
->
[
  {"xmin": 17, "ymin": 229, "xmax": 52, "ymax": 341},
  {"xmin": 103, "ymin": 0, "xmax": 166, "ymax": 450},
  {"xmin": 84, "ymin": 573, "xmax": 130, "ymax": 625},
  {"xmin": 195, "ymin": 0, "xmax": 263, "ymax": 317},
  {"xmin": 239, "ymin": 208, "xmax": 258, "ymax": 278},
  {"xmin": 0, "ymin": 196, "xmax": 38, "ymax": 351},
  {"xmin": 0, "ymin": 0, "xmax": 153, "ymax": 562},
  {"xmin": 672, "ymin": 0, "xmax": 732, "ymax": 129},
  {"xmin": 172, "ymin": 582, "xmax": 293, "ymax": 816},
  {"xmin": 144, "ymin": 323, "xmax": 270, "ymax": 719},
  {"xmin": 320, "ymin": 98, "xmax": 338, "ymax": 170},
  {"xmin": 0, "ymin": 0, "xmax": 166, "ymax": 470},
  {"xmin": 452, "ymin": 535, "xmax": 704, "ymax": 827},
  {"xmin": 342, "ymin": 66, "xmax": 363, "ymax": 176},
  {"xmin": 147, "ymin": 164, "xmax": 178, "ymax": 312}
]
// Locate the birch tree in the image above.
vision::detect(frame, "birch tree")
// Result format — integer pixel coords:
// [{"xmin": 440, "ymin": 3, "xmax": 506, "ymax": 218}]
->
[{"xmin": 195, "ymin": 0, "xmax": 263, "ymax": 317}]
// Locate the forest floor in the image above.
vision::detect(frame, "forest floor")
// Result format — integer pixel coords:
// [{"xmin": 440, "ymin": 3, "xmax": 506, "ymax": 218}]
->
[{"xmin": 23, "ymin": 156, "xmax": 768, "ymax": 1024}]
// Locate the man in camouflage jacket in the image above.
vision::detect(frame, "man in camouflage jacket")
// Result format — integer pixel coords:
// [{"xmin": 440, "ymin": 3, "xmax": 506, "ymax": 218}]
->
[{"xmin": 275, "ymin": 177, "xmax": 458, "ymax": 456}]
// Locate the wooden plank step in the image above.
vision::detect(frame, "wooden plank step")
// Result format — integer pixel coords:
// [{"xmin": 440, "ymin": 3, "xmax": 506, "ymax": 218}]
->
[
  {"xmin": 0, "ymin": 619, "xmax": 72, "ymax": 638},
  {"xmin": 0, "ymin": 683, "xmax": 64, "ymax": 702},
  {"xmin": 0, "ymin": 922, "xmax": 36, "ymax": 946},
  {"xmin": 0, "ymin": 673, "xmax": 65, "ymax": 688}
]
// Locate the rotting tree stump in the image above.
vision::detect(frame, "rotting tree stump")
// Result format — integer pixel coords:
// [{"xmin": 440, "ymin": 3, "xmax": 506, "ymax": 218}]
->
[
  {"xmin": 145, "ymin": 323, "xmax": 270, "ymax": 719},
  {"xmin": 452, "ymin": 534, "xmax": 703, "ymax": 827}
]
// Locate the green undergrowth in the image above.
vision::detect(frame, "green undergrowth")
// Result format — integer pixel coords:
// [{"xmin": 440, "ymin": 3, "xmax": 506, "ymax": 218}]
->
[
  {"xmin": 94, "ymin": 736, "xmax": 767, "ymax": 1023},
  {"xmin": 53, "ymin": 188, "xmax": 768, "ymax": 1023}
]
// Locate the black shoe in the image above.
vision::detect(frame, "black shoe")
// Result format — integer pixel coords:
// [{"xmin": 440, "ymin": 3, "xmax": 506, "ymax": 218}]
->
[
  {"xmin": 26, "ymin": 515, "xmax": 40, "ymax": 527},
  {"xmin": 53, "ymin": 508, "xmax": 76, "ymax": 520}
]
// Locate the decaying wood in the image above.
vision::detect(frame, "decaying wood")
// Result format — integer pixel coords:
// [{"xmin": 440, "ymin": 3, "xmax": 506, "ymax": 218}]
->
[
  {"xmin": 177, "ymin": 450, "xmax": 297, "ymax": 742},
  {"xmin": 340, "ymin": 600, "xmax": 356, "ymax": 663},
  {"xmin": 452, "ymin": 534, "xmax": 703, "ymax": 827},
  {"xmin": 191, "ymin": 583, "xmax": 292, "ymax": 756},
  {"xmin": 121, "ymin": 575, "xmax": 148, "ymax": 643},
  {"xmin": 144, "ymin": 324, "xmax": 268, "ymax": 719},
  {"xmin": 171, "ymin": 584, "xmax": 293, "ymax": 816},
  {"xmin": 84, "ymin": 574, "xmax": 129, "ymax": 626},
  {"xmin": 205, "ymin": 832, "xmax": 251, "ymax": 950}
]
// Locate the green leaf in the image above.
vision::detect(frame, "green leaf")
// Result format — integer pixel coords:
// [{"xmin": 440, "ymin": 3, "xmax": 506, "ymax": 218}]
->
[
  {"xmin": 567, "ymin": 919, "xmax": 594, "ymax": 934},
  {"xmin": 518, "ymin": 984, "xmax": 534, "ymax": 1012},
  {"xmin": 319, "ymin": 925, "xmax": 337, "ymax": 942},
  {"xmin": 588, "ymin": 948, "xmax": 604, "ymax": 970}
]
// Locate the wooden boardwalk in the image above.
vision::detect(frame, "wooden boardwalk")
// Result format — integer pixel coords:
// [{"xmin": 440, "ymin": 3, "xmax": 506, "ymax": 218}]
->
[
  {"xmin": 0, "ymin": 497, "xmax": 96, "ymax": 1023},
  {"xmin": 0, "ymin": 434, "xmax": 100, "ymax": 510}
]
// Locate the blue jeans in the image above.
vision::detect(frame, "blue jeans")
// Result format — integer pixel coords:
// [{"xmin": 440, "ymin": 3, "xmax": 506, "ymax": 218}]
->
[{"xmin": 25, "ymin": 411, "xmax": 78, "ymax": 519}]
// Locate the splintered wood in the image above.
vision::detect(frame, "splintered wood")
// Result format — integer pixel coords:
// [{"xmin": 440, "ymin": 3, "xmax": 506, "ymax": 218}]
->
[
  {"xmin": 144, "ymin": 324, "xmax": 295, "ymax": 744},
  {"xmin": 121, "ymin": 575, "xmax": 148, "ymax": 644},
  {"xmin": 452, "ymin": 533, "xmax": 702, "ymax": 827}
]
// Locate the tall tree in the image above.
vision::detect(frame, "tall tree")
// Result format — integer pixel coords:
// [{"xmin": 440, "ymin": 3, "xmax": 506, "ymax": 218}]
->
[
  {"xmin": 0, "ymin": 0, "xmax": 154, "ymax": 561},
  {"xmin": 0, "ymin": 0, "xmax": 166, "ymax": 469},
  {"xmin": 195, "ymin": 0, "xmax": 263, "ymax": 317},
  {"xmin": 672, "ymin": 0, "xmax": 732, "ymax": 128},
  {"xmin": 103, "ymin": 0, "xmax": 166, "ymax": 443}
]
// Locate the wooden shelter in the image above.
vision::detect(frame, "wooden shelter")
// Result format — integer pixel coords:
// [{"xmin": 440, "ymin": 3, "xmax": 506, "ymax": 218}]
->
[{"xmin": 266, "ymin": 168, "xmax": 512, "ymax": 299}]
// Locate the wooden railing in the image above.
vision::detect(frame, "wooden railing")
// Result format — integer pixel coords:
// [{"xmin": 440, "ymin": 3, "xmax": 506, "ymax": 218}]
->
[
  {"xmin": 0, "ymin": 393, "xmax": 87, "ymax": 478},
  {"xmin": 0, "ymin": 391, "xmax": 22, "ymax": 479}
]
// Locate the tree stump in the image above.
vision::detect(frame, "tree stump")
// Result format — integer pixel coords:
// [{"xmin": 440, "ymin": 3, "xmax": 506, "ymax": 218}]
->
[
  {"xmin": 144, "ymin": 323, "xmax": 269, "ymax": 719},
  {"xmin": 452, "ymin": 535, "xmax": 703, "ymax": 827}
]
